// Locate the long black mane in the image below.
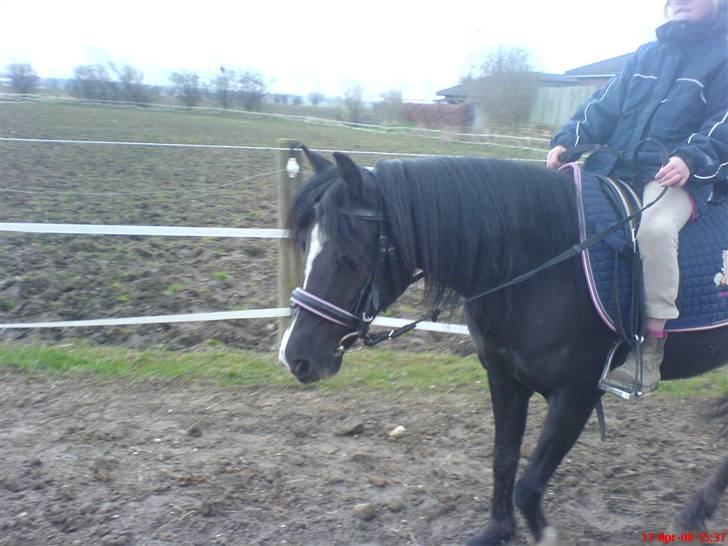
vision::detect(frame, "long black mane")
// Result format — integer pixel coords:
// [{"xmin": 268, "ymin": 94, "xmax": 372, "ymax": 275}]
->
[
  {"xmin": 292, "ymin": 156, "xmax": 581, "ymax": 309},
  {"xmin": 376, "ymin": 157, "xmax": 579, "ymax": 307}
]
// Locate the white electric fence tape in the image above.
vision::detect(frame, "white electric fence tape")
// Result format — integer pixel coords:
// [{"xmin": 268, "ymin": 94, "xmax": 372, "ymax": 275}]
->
[
  {"xmin": 0, "ymin": 309, "xmax": 469, "ymax": 335},
  {"xmin": 1, "ymin": 223, "xmax": 288, "ymax": 238},
  {"xmin": 0, "ymin": 134, "xmax": 483, "ymax": 336}
]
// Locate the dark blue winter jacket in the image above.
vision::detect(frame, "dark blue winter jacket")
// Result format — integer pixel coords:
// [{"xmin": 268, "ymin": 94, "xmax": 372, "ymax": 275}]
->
[{"xmin": 552, "ymin": 18, "xmax": 728, "ymax": 208}]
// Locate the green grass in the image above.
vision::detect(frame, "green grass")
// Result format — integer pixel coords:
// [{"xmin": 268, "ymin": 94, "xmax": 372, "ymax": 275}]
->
[
  {"xmin": 0, "ymin": 342, "xmax": 486, "ymax": 392},
  {"xmin": 164, "ymin": 283, "xmax": 184, "ymax": 295},
  {"xmin": 658, "ymin": 370, "xmax": 728, "ymax": 397},
  {"xmin": 1, "ymin": 342, "xmax": 725, "ymax": 397}
]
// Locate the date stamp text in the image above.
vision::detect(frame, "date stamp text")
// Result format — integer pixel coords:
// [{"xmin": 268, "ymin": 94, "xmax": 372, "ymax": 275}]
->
[{"xmin": 642, "ymin": 531, "xmax": 727, "ymax": 543}]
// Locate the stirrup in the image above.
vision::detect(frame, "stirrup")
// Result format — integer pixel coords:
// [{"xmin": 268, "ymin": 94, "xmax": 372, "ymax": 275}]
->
[{"xmin": 598, "ymin": 337, "xmax": 646, "ymax": 400}]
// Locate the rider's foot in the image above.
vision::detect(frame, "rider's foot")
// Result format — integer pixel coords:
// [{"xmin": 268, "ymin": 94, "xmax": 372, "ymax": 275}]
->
[{"xmin": 606, "ymin": 334, "xmax": 666, "ymax": 393}]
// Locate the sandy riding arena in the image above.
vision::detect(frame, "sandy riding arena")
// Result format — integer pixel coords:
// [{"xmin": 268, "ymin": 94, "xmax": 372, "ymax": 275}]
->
[{"xmin": 1, "ymin": 369, "xmax": 725, "ymax": 546}]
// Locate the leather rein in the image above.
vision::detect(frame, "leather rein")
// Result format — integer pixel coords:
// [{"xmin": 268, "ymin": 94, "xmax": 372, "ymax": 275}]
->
[{"xmin": 289, "ymin": 139, "xmax": 669, "ymax": 354}]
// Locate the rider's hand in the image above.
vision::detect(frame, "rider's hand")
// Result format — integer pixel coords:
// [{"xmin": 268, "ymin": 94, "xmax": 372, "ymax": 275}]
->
[
  {"xmin": 546, "ymin": 146, "xmax": 568, "ymax": 169},
  {"xmin": 655, "ymin": 156, "xmax": 690, "ymax": 187}
]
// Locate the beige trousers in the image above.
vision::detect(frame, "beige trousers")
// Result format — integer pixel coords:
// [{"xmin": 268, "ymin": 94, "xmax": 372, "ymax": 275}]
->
[{"xmin": 637, "ymin": 181, "xmax": 694, "ymax": 320}]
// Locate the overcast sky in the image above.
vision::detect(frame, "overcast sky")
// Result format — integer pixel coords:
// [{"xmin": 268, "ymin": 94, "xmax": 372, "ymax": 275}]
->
[{"xmin": 2, "ymin": 0, "xmax": 666, "ymax": 101}]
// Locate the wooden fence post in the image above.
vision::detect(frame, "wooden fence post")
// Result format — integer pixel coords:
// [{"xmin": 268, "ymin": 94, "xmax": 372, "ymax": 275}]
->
[{"xmin": 277, "ymin": 138, "xmax": 304, "ymax": 344}]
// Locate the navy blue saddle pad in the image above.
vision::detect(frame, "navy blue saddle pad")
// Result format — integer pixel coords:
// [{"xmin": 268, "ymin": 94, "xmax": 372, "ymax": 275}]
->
[{"xmin": 572, "ymin": 166, "xmax": 728, "ymax": 333}]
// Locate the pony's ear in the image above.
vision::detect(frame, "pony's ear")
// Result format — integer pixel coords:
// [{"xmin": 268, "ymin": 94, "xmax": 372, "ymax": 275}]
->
[
  {"xmin": 301, "ymin": 144, "xmax": 333, "ymax": 173},
  {"xmin": 333, "ymin": 152, "xmax": 364, "ymax": 196}
]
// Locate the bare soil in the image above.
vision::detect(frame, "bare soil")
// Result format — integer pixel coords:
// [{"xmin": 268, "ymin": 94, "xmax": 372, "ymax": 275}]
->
[
  {"xmin": 1, "ymin": 369, "xmax": 725, "ymax": 546},
  {"xmin": 0, "ymin": 138, "xmax": 471, "ymax": 356}
]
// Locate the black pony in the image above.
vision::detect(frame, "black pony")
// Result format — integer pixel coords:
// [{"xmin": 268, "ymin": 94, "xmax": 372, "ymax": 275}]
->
[{"xmin": 278, "ymin": 147, "xmax": 728, "ymax": 546}]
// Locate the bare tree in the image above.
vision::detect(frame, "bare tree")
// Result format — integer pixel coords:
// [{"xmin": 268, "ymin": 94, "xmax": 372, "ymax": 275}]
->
[
  {"xmin": 211, "ymin": 66, "xmax": 237, "ymax": 109},
  {"xmin": 238, "ymin": 71, "xmax": 266, "ymax": 111},
  {"xmin": 68, "ymin": 65, "xmax": 117, "ymax": 100},
  {"xmin": 480, "ymin": 46, "xmax": 532, "ymax": 76},
  {"xmin": 342, "ymin": 84, "xmax": 365, "ymax": 123},
  {"xmin": 7, "ymin": 63, "xmax": 39, "ymax": 95},
  {"xmin": 109, "ymin": 63, "xmax": 151, "ymax": 104},
  {"xmin": 471, "ymin": 46, "xmax": 538, "ymax": 126},
  {"xmin": 169, "ymin": 72, "xmax": 202, "ymax": 108},
  {"xmin": 308, "ymin": 92, "xmax": 325, "ymax": 106},
  {"xmin": 374, "ymin": 89, "xmax": 402, "ymax": 124}
]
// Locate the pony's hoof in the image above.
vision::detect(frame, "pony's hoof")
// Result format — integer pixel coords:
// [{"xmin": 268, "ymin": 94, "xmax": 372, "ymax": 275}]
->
[
  {"xmin": 667, "ymin": 514, "xmax": 706, "ymax": 535},
  {"xmin": 537, "ymin": 527, "xmax": 559, "ymax": 546},
  {"xmin": 465, "ymin": 527, "xmax": 514, "ymax": 546}
]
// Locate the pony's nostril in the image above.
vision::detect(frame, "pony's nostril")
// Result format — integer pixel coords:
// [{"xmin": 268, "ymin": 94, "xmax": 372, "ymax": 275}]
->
[{"xmin": 291, "ymin": 358, "xmax": 311, "ymax": 378}]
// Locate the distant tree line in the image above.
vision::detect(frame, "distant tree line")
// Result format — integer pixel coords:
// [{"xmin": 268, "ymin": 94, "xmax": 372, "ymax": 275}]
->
[
  {"xmin": 5, "ymin": 63, "xmax": 478, "ymax": 126},
  {"xmin": 2, "ymin": 62, "xmax": 283, "ymax": 112},
  {"xmin": 169, "ymin": 67, "xmax": 269, "ymax": 110},
  {"xmin": 7, "ymin": 55, "xmax": 540, "ymax": 128},
  {"xmin": 4, "ymin": 62, "xmax": 399, "ymax": 124},
  {"xmin": 5, "ymin": 64, "xmax": 398, "ymax": 125},
  {"xmin": 65, "ymin": 63, "xmax": 159, "ymax": 104},
  {"xmin": 5, "ymin": 63, "xmax": 39, "ymax": 94}
]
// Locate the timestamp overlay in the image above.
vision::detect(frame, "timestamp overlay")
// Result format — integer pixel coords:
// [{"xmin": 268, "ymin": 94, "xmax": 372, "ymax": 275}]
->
[{"xmin": 642, "ymin": 531, "xmax": 727, "ymax": 543}]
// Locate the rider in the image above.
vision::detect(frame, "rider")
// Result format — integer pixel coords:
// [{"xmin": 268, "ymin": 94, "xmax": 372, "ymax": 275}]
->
[{"xmin": 547, "ymin": 0, "xmax": 728, "ymax": 392}]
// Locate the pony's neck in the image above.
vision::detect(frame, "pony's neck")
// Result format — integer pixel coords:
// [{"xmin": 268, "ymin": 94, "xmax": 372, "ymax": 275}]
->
[{"xmin": 380, "ymin": 157, "xmax": 578, "ymax": 309}]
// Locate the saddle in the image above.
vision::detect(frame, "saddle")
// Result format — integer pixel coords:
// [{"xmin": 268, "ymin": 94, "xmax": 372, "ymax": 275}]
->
[{"xmin": 572, "ymin": 166, "xmax": 728, "ymax": 334}]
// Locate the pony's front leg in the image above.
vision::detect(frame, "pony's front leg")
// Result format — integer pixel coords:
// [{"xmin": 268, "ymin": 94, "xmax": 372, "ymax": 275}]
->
[
  {"xmin": 467, "ymin": 367, "xmax": 531, "ymax": 546},
  {"xmin": 513, "ymin": 387, "xmax": 600, "ymax": 545}
]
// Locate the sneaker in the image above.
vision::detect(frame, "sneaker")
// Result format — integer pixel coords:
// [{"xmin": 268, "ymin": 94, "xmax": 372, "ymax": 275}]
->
[{"xmin": 605, "ymin": 336, "xmax": 666, "ymax": 393}]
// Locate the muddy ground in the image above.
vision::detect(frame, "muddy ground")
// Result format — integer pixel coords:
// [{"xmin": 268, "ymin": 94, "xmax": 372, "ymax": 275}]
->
[
  {"xmin": 0, "ymin": 137, "xmax": 471, "ymax": 357},
  {"xmin": 1, "ymin": 369, "xmax": 725, "ymax": 546}
]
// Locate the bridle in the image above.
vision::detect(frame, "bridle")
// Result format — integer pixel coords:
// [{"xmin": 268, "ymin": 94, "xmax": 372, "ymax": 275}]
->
[
  {"xmin": 289, "ymin": 174, "xmax": 429, "ymax": 353},
  {"xmin": 290, "ymin": 210, "xmax": 422, "ymax": 353},
  {"xmin": 289, "ymin": 138, "xmax": 672, "ymax": 357}
]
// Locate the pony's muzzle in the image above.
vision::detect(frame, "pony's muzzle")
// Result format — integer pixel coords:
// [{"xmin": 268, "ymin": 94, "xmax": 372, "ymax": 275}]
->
[{"xmin": 290, "ymin": 358, "xmax": 316, "ymax": 383}]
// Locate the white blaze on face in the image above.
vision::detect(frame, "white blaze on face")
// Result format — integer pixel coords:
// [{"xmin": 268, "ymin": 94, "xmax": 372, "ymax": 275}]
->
[{"xmin": 278, "ymin": 224, "xmax": 325, "ymax": 370}]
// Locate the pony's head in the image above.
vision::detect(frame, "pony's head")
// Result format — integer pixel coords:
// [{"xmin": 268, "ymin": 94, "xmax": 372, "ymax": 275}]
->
[{"xmin": 278, "ymin": 147, "xmax": 410, "ymax": 383}]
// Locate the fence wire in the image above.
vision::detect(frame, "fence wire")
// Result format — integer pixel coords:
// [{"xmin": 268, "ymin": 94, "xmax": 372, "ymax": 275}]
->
[
  {"xmin": 0, "ymin": 109, "xmax": 551, "ymax": 335},
  {"xmin": 0, "ymin": 137, "xmax": 546, "ymax": 161}
]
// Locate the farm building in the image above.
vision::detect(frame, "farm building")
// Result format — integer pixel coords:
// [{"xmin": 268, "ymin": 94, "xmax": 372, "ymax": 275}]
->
[{"xmin": 437, "ymin": 53, "xmax": 630, "ymax": 128}]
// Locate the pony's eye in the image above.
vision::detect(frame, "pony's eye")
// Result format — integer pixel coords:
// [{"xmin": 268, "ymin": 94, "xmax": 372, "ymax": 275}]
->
[{"xmin": 340, "ymin": 255, "xmax": 358, "ymax": 270}]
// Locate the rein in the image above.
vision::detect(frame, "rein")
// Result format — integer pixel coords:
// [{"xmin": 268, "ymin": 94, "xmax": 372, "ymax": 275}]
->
[
  {"xmin": 463, "ymin": 188, "xmax": 666, "ymax": 304},
  {"xmin": 290, "ymin": 139, "xmax": 670, "ymax": 353},
  {"xmin": 462, "ymin": 138, "xmax": 669, "ymax": 304}
]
